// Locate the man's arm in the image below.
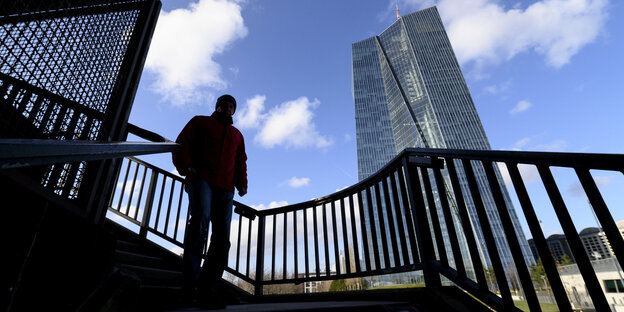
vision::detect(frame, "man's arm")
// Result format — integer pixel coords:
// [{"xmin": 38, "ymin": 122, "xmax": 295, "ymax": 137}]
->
[
  {"xmin": 234, "ymin": 135, "xmax": 248, "ymax": 197},
  {"xmin": 172, "ymin": 116, "xmax": 196, "ymax": 176}
]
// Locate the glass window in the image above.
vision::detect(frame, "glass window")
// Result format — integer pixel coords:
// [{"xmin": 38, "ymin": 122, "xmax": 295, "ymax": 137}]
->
[{"xmin": 604, "ymin": 279, "xmax": 624, "ymax": 292}]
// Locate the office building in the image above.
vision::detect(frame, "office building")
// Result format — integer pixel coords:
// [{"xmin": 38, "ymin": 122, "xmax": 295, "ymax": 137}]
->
[
  {"xmin": 580, "ymin": 227, "xmax": 614, "ymax": 260},
  {"xmin": 528, "ymin": 235, "xmax": 575, "ymax": 264},
  {"xmin": 351, "ymin": 6, "xmax": 534, "ymax": 275}
]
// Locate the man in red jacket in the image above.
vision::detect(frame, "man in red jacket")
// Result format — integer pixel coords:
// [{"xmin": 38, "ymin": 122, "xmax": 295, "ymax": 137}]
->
[{"xmin": 172, "ymin": 94, "xmax": 247, "ymax": 307}]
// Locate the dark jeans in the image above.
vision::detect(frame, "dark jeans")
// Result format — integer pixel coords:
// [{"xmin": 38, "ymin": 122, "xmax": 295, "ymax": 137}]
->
[{"xmin": 182, "ymin": 179, "xmax": 233, "ymax": 294}]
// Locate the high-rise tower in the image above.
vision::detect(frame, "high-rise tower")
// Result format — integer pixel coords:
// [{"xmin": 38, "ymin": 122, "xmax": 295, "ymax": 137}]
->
[{"xmin": 352, "ymin": 6, "xmax": 534, "ymax": 274}]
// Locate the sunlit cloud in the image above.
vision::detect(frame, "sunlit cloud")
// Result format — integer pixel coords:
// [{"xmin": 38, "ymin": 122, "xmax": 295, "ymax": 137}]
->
[
  {"xmin": 497, "ymin": 162, "xmax": 540, "ymax": 186},
  {"xmin": 508, "ymin": 137, "xmax": 569, "ymax": 152},
  {"xmin": 395, "ymin": 0, "xmax": 608, "ymax": 68},
  {"xmin": 145, "ymin": 0, "xmax": 248, "ymax": 106},
  {"xmin": 535, "ymin": 139, "xmax": 568, "ymax": 152},
  {"xmin": 226, "ymin": 199, "xmax": 368, "ymax": 273},
  {"xmin": 511, "ymin": 137, "xmax": 531, "ymax": 150},
  {"xmin": 252, "ymin": 201, "xmax": 289, "ymax": 210},
  {"xmin": 510, "ymin": 100, "xmax": 533, "ymax": 115},
  {"xmin": 236, "ymin": 95, "xmax": 266, "ymax": 129},
  {"xmin": 485, "ymin": 79, "xmax": 512, "ymax": 94},
  {"xmin": 116, "ymin": 179, "xmax": 142, "ymax": 197},
  {"xmin": 236, "ymin": 95, "xmax": 334, "ymax": 149},
  {"xmin": 287, "ymin": 176, "xmax": 310, "ymax": 188}
]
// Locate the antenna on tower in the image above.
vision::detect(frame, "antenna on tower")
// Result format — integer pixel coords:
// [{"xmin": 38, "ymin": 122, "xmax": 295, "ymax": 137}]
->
[{"xmin": 396, "ymin": 1, "xmax": 400, "ymax": 20}]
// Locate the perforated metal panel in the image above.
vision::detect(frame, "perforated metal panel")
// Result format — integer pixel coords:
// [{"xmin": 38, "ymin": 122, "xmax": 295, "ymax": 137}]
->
[{"xmin": 0, "ymin": 0, "xmax": 159, "ymax": 200}]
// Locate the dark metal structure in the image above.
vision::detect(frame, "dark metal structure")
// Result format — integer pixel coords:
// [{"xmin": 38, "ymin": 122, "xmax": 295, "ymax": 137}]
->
[
  {"xmin": 0, "ymin": 2, "xmax": 162, "ymax": 310},
  {"xmin": 2, "ymin": 1, "xmax": 624, "ymax": 311},
  {"xmin": 107, "ymin": 147, "xmax": 624, "ymax": 312},
  {"xmin": 0, "ymin": 0, "xmax": 160, "ymax": 224}
]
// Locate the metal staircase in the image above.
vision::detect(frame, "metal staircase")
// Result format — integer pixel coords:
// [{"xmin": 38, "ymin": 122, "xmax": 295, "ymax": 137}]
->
[
  {"xmin": 103, "ymin": 218, "xmax": 494, "ymax": 312},
  {"xmin": 3, "ymin": 1, "xmax": 624, "ymax": 311}
]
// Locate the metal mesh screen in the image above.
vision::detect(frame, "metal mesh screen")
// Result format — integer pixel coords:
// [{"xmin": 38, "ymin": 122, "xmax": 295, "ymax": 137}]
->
[{"xmin": 0, "ymin": 0, "xmax": 157, "ymax": 199}]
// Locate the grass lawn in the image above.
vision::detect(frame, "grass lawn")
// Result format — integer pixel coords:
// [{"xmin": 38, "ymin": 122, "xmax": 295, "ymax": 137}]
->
[
  {"xmin": 367, "ymin": 285, "xmax": 569, "ymax": 312},
  {"xmin": 514, "ymin": 301, "xmax": 561, "ymax": 312},
  {"xmin": 368, "ymin": 283, "xmax": 426, "ymax": 290}
]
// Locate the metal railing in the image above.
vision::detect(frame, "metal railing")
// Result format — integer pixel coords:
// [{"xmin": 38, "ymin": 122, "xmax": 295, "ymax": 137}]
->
[{"xmin": 107, "ymin": 147, "xmax": 624, "ymax": 311}]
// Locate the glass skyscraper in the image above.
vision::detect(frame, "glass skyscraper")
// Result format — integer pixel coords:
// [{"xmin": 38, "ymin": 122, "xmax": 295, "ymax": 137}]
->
[{"xmin": 352, "ymin": 7, "xmax": 534, "ymax": 277}]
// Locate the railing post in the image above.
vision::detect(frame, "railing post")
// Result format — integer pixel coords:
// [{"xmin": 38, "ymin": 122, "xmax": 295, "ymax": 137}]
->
[
  {"xmin": 402, "ymin": 156, "xmax": 441, "ymax": 287},
  {"xmin": 255, "ymin": 214, "xmax": 266, "ymax": 297},
  {"xmin": 139, "ymin": 170, "xmax": 158, "ymax": 238}
]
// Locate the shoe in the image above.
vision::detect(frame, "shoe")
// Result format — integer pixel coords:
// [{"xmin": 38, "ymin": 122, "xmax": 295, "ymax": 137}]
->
[
  {"xmin": 197, "ymin": 288, "xmax": 226, "ymax": 310},
  {"xmin": 197, "ymin": 296, "xmax": 226, "ymax": 310},
  {"xmin": 181, "ymin": 286, "xmax": 198, "ymax": 307}
]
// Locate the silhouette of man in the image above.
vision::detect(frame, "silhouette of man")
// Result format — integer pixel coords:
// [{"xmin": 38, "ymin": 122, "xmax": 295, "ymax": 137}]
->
[{"xmin": 172, "ymin": 94, "xmax": 247, "ymax": 307}]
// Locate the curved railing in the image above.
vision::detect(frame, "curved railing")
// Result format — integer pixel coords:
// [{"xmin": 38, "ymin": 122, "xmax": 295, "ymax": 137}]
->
[
  {"xmin": 108, "ymin": 147, "xmax": 624, "ymax": 312},
  {"xmin": 108, "ymin": 150, "xmax": 428, "ymax": 294}
]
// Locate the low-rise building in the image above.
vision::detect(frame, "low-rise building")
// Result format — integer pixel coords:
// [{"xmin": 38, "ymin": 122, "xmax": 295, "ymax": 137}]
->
[{"xmin": 558, "ymin": 259, "xmax": 624, "ymax": 311}]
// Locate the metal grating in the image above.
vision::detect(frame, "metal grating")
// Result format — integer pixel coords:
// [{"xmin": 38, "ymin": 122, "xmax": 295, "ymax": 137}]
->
[{"xmin": 0, "ymin": 0, "xmax": 158, "ymax": 200}]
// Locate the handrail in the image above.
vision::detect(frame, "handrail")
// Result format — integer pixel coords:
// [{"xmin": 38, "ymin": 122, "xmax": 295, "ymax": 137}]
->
[
  {"xmin": 404, "ymin": 147, "xmax": 624, "ymax": 170},
  {"xmin": 0, "ymin": 138, "xmax": 179, "ymax": 169},
  {"xmin": 107, "ymin": 148, "xmax": 624, "ymax": 311},
  {"xmin": 256, "ymin": 148, "xmax": 624, "ymax": 217},
  {"xmin": 127, "ymin": 123, "xmax": 173, "ymax": 143}
]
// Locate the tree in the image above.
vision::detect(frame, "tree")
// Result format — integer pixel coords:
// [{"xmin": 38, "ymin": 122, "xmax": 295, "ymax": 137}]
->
[
  {"xmin": 360, "ymin": 277, "xmax": 369, "ymax": 289},
  {"xmin": 558, "ymin": 254, "xmax": 574, "ymax": 266},
  {"xmin": 329, "ymin": 279, "xmax": 347, "ymax": 292},
  {"xmin": 483, "ymin": 268, "xmax": 498, "ymax": 292},
  {"xmin": 529, "ymin": 260, "xmax": 548, "ymax": 290}
]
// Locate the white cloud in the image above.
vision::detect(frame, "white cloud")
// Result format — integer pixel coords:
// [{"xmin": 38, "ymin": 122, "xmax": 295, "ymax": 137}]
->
[
  {"xmin": 535, "ymin": 139, "xmax": 568, "ymax": 152},
  {"xmin": 401, "ymin": 0, "xmax": 608, "ymax": 68},
  {"xmin": 145, "ymin": 0, "xmax": 248, "ymax": 106},
  {"xmin": 237, "ymin": 95, "xmax": 334, "ymax": 149},
  {"xmin": 485, "ymin": 79, "xmax": 512, "ymax": 94},
  {"xmin": 509, "ymin": 136, "xmax": 570, "ymax": 152},
  {"xmin": 497, "ymin": 162, "xmax": 540, "ymax": 186},
  {"xmin": 116, "ymin": 179, "xmax": 142, "ymax": 197},
  {"xmin": 511, "ymin": 137, "xmax": 531, "ymax": 150},
  {"xmin": 510, "ymin": 100, "xmax": 533, "ymax": 114},
  {"xmin": 236, "ymin": 95, "xmax": 266, "ymax": 129},
  {"xmin": 229, "ymin": 66, "xmax": 240, "ymax": 76},
  {"xmin": 287, "ymin": 176, "xmax": 310, "ymax": 188},
  {"xmin": 257, "ymin": 97, "xmax": 333, "ymax": 149},
  {"xmin": 252, "ymin": 201, "xmax": 289, "ymax": 210},
  {"xmin": 497, "ymin": 162, "xmax": 513, "ymax": 185},
  {"xmin": 229, "ymin": 198, "xmax": 367, "ymax": 272}
]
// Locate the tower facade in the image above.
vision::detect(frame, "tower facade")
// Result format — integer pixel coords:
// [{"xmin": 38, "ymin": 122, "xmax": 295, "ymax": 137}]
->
[{"xmin": 352, "ymin": 7, "xmax": 534, "ymax": 275}]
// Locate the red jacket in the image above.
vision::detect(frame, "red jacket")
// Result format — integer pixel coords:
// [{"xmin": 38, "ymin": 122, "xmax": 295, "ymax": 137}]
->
[{"xmin": 172, "ymin": 112, "xmax": 247, "ymax": 193}]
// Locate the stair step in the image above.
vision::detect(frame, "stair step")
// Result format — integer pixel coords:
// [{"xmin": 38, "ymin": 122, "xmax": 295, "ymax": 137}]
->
[
  {"xmin": 136, "ymin": 285, "xmax": 184, "ymax": 311},
  {"xmin": 116, "ymin": 239, "xmax": 142, "ymax": 252},
  {"xmin": 118, "ymin": 263, "xmax": 182, "ymax": 286},
  {"xmin": 115, "ymin": 249, "xmax": 178, "ymax": 270}
]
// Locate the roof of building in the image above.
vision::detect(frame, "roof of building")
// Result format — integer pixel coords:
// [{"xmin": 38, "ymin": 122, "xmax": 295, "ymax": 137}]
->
[
  {"xmin": 547, "ymin": 234, "xmax": 566, "ymax": 240},
  {"xmin": 579, "ymin": 227, "xmax": 602, "ymax": 236}
]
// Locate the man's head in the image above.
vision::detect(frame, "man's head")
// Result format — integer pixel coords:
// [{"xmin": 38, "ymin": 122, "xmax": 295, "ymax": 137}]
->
[{"xmin": 215, "ymin": 94, "xmax": 237, "ymax": 117}]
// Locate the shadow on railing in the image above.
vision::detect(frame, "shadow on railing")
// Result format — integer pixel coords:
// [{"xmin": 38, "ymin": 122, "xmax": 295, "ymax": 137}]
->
[{"xmin": 108, "ymin": 147, "xmax": 624, "ymax": 312}]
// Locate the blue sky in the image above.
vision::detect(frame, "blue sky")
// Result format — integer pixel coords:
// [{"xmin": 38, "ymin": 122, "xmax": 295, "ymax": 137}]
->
[{"xmin": 126, "ymin": 0, "xmax": 624, "ymax": 239}]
